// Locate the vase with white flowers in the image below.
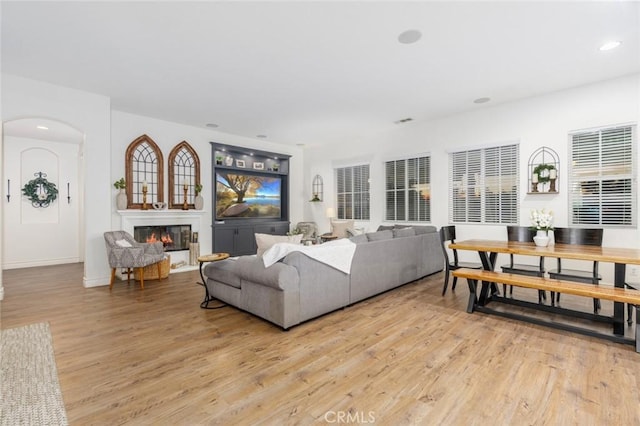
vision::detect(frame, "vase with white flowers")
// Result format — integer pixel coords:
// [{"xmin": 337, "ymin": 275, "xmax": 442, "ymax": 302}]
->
[{"xmin": 530, "ymin": 208, "xmax": 553, "ymax": 246}]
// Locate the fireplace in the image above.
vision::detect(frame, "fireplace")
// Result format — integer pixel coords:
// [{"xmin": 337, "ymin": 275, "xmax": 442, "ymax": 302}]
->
[{"xmin": 134, "ymin": 225, "xmax": 192, "ymax": 252}]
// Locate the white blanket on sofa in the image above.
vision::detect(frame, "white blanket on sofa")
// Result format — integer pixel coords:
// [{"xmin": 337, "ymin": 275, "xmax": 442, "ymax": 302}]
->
[{"xmin": 262, "ymin": 239, "xmax": 357, "ymax": 274}]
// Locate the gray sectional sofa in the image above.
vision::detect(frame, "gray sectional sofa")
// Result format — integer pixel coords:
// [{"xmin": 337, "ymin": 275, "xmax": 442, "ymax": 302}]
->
[{"xmin": 202, "ymin": 225, "xmax": 444, "ymax": 329}]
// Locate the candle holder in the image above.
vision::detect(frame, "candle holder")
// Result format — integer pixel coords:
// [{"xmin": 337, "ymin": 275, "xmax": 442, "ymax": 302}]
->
[
  {"xmin": 549, "ymin": 178, "xmax": 557, "ymax": 193},
  {"xmin": 142, "ymin": 187, "xmax": 149, "ymax": 210},
  {"xmin": 182, "ymin": 186, "xmax": 189, "ymax": 210},
  {"xmin": 531, "ymin": 182, "xmax": 539, "ymax": 193}
]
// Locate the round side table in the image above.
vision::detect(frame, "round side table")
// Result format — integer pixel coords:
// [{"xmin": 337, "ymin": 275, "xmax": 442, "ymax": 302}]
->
[{"xmin": 197, "ymin": 253, "xmax": 230, "ymax": 309}]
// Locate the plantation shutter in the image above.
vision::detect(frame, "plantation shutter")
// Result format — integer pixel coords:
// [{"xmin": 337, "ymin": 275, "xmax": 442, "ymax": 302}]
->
[
  {"xmin": 385, "ymin": 156, "xmax": 430, "ymax": 222},
  {"xmin": 569, "ymin": 125, "xmax": 636, "ymax": 227},
  {"xmin": 449, "ymin": 144, "xmax": 518, "ymax": 224},
  {"xmin": 336, "ymin": 164, "xmax": 370, "ymax": 220}
]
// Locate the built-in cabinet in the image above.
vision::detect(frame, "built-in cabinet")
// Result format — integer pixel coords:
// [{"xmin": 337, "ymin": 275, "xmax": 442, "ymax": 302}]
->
[
  {"xmin": 213, "ymin": 221, "xmax": 289, "ymax": 256},
  {"xmin": 211, "ymin": 142, "xmax": 291, "ymax": 256}
]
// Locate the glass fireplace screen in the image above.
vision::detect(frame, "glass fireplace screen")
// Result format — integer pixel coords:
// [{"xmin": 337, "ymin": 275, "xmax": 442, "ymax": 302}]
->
[{"xmin": 133, "ymin": 225, "xmax": 192, "ymax": 252}]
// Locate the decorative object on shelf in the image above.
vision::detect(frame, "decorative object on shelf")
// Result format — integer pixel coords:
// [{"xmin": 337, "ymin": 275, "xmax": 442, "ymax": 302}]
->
[
  {"xmin": 152, "ymin": 202, "xmax": 166, "ymax": 210},
  {"xmin": 114, "ymin": 177, "xmax": 127, "ymax": 210},
  {"xmin": 141, "ymin": 180, "xmax": 149, "ymax": 210},
  {"xmin": 236, "ymin": 159, "xmax": 246, "ymax": 168},
  {"xmin": 253, "ymin": 162, "xmax": 264, "ymax": 170},
  {"xmin": 225, "ymin": 156, "xmax": 234, "ymax": 166},
  {"xmin": 194, "ymin": 183, "xmax": 204, "ymax": 210},
  {"xmin": 216, "ymin": 155, "xmax": 224, "ymax": 165},
  {"xmin": 22, "ymin": 171, "xmax": 58, "ymax": 208},
  {"xmin": 528, "ymin": 147, "xmax": 559, "ymax": 194},
  {"xmin": 6, "ymin": 179, "xmax": 10, "ymax": 202},
  {"xmin": 272, "ymin": 163, "xmax": 279, "ymax": 172},
  {"xmin": 182, "ymin": 181, "xmax": 189, "ymax": 210},
  {"xmin": 310, "ymin": 174, "xmax": 323, "ymax": 202}
]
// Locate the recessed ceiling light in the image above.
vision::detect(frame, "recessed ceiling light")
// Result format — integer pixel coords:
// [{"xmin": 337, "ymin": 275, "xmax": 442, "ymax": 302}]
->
[
  {"xmin": 473, "ymin": 97, "xmax": 491, "ymax": 104},
  {"xmin": 256, "ymin": 134, "xmax": 267, "ymax": 139},
  {"xmin": 599, "ymin": 40, "xmax": 621, "ymax": 51},
  {"xmin": 206, "ymin": 123, "xmax": 219, "ymax": 128},
  {"xmin": 398, "ymin": 29, "xmax": 422, "ymax": 44},
  {"xmin": 36, "ymin": 125, "xmax": 49, "ymax": 130}
]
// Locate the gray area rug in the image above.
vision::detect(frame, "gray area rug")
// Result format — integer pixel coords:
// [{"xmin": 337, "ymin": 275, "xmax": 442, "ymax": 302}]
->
[{"xmin": 1, "ymin": 322, "xmax": 68, "ymax": 425}]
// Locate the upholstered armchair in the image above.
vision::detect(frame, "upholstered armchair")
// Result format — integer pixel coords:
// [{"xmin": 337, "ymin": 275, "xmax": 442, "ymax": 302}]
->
[{"xmin": 103, "ymin": 231, "xmax": 165, "ymax": 290}]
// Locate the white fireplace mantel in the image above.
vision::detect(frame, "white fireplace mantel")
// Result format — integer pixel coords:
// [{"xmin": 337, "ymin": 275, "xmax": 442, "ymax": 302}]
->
[{"xmin": 117, "ymin": 209, "xmax": 205, "ymax": 235}]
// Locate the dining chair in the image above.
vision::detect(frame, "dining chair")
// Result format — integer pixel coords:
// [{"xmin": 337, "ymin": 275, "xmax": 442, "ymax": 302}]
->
[
  {"xmin": 548, "ymin": 227, "xmax": 603, "ymax": 313},
  {"xmin": 500, "ymin": 226, "xmax": 546, "ymax": 303},
  {"xmin": 440, "ymin": 226, "xmax": 483, "ymax": 296},
  {"xmin": 104, "ymin": 230, "xmax": 166, "ymax": 290}
]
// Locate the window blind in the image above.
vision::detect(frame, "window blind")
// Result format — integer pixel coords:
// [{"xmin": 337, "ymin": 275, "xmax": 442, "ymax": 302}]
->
[
  {"xmin": 569, "ymin": 125, "xmax": 636, "ymax": 227},
  {"xmin": 385, "ymin": 156, "xmax": 431, "ymax": 222},
  {"xmin": 448, "ymin": 144, "xmax": 519, "ymax": 224},
  {"xmin": 336, "ymin": 164, "xmax": 370, "ymax": 220}
]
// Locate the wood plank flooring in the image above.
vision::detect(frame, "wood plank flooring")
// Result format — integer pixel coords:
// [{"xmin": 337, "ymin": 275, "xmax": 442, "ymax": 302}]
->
[{"xmin": 2, "ymin": 263, "xmax": 640, "ymax": 425}]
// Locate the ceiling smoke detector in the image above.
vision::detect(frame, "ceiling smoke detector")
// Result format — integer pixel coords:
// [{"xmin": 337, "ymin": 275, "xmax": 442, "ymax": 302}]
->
[{"xmin": 394, "ymin": 117, "xmax": 413, "ymax": 124}]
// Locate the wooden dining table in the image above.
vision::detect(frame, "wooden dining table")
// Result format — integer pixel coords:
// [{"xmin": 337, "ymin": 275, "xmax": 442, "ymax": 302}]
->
[{"xmin": 449, "ymin": 239, "xmax": 640, "ymax": 337}]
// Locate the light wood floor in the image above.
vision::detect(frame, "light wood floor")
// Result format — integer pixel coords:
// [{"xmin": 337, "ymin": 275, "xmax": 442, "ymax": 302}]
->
[{"xmin": 2, "ymin": 263, "xmax": 640, "ymax": 425}]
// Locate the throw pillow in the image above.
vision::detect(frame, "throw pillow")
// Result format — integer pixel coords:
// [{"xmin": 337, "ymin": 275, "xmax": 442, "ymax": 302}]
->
[
  {"xmin": 349, "ymin": 234, "xmax": 368, "ymax": 244},
  {"xmin": 331, "ymin": 219, "xmax": 355, "ymax": 238},
  {"xmin": 393, "ymin": 227, "xmax": 416, "ymax": 238},
  {"xmin": 366, "ymin": 230, "xmax": 394, "ymax": 242},
  {"xmin": 115, "ymin": 239, "xmax": 133, "ymax": 248},
  {"xmin": 377, "ymin": 225, "xmax": 394, "ymax": 231},
  {"xmin": 255, "ymin": 233, "xmax": 303, "ymax": 257},
  {"xmin": 346, "ymin": 227, "xmax": 365, "ymax": 237}
]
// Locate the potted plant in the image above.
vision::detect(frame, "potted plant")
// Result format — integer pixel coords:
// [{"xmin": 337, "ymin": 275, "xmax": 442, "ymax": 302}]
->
[
  {"xmin": 215, "ymin": 155, "xmax": 224, "ymax": 165},
  {"xmin": 113, "ymin": 178, "xmax": 127, "ymax": 210},
  {"xmin": 272, "ymin": 163, "xmax": 280, "ymax": 172},
  {"xmin": 194, "ymin": 183, "xmax": 204, "ymax": 210}
]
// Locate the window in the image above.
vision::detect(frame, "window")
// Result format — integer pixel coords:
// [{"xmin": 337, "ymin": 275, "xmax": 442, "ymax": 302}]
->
[
  {"xmin": 385, "ymin": 156, "xmax": 430, "ymax": 222},
  {"xmin": 125, "ymin": 134, "xmax": 164, "ymax": 208},
  {"xmin": 449, "ymin": 143, "xmax": 519, "ymax": 224},
  {"xmin": 336, "ymin": 164, "xmax": 370, "ymax": 220},
  {"xmin": 168, "ymin": 141, "xmax": 200, "ymax": 209},
  {"xmin": 569, "ymin": 124, "xmax": 636, "ymax": 227}
]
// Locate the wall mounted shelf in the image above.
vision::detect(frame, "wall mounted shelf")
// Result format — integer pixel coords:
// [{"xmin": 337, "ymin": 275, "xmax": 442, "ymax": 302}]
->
[{"xmin": 528, "ymin": 146, "xmax": 559, "ymax": 194}]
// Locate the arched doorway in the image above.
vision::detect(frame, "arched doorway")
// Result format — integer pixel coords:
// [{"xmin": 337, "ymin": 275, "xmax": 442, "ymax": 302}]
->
[{"xmin": 2, "ymin": 118, "xmax": 85, "ymax": 273}]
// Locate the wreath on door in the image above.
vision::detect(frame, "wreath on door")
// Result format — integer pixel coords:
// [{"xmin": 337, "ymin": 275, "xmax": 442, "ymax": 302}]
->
[{"xmin": 22, "ymin": 172, "xmax": 58, "ymax": 208}]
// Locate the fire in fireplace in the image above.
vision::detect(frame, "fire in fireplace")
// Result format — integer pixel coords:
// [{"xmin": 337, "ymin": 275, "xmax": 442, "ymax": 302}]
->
[{"xmin": 134, "ymin": 225, "xmax": 192, "ymax": 252}]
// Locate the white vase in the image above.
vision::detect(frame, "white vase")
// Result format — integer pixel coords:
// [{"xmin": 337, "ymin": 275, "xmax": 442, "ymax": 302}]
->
[
  {"xmin": 533, "ymin": 230, "xmax": 549, "ymax": 247},
  {"xmin": 194, "ymin": 194, "xmax": 204, "ymax": 210},
  {"xmin": 116, "ymin": 188, "xmax": 128, "ymax": 210}
]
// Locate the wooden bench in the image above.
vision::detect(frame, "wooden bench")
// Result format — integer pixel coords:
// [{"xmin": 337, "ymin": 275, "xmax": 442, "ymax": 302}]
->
[{"xmin": 452, "ymin": 268, "xmax": 640, "ymax": 352}]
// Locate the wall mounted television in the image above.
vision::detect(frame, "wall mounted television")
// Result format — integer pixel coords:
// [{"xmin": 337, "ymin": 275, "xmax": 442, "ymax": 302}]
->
[{"xmin": 215, "ymin": 171, "xmax": 282, "ymax": 220}]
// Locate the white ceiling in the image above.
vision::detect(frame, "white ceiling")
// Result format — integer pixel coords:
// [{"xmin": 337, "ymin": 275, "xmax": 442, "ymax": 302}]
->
[{"xmin": 2, "ymin": 1, "xmax": 639, "ymax": 147}]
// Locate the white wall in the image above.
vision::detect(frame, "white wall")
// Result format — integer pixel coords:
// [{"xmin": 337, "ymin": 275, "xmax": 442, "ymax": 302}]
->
[
  {"xmin": 304, "ymin": 74, "xmax": 640, "ymax": 280},
  {"xmin": 1, "ymin": 74, "xmax": 111, "ymax": 288},
  {"xmin": 110, "ymin": 111, "xmax": 304, "ymax": 258}
]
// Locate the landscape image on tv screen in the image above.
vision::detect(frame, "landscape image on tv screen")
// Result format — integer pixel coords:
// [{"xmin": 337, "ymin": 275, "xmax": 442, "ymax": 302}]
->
[{"xmin": 216, "ymin": 172, "xmax": 281, "ymax": 219}]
